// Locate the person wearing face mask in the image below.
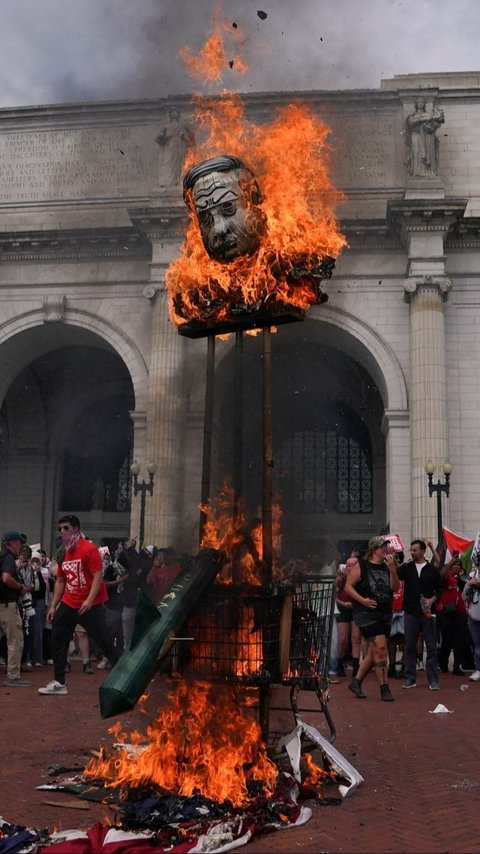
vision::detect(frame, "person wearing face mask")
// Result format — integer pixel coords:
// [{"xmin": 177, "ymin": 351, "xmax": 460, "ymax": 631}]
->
[{"xmin": 38, "ymin": 515, "xmax": 121, "ymax": 696}]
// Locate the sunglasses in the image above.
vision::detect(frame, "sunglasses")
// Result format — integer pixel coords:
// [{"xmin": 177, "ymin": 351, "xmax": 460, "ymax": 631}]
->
[{"xmin": 58, "ymin": 524, "xmax": 72, "ymax": 532}]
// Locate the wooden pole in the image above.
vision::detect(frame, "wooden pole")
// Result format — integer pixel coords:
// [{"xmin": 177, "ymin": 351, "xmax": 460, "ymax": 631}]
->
[
  {"xmin": 262, "ymin": 326, "xmax": 273, "ymax": 584},
  {"xmin": 198, "ymin": 334, "xmax": 216, "ymax": 545}
]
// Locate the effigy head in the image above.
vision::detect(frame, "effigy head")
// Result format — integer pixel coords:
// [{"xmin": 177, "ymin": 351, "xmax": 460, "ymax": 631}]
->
[{"xmin": 183, "ymin": 154, "xmax": 266, "ymax": 263}]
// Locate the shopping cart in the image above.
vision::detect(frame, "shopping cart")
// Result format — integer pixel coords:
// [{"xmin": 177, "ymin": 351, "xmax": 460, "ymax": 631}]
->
[{"xmin": 166, "ymin": 574, "xmax": 337, "ymax": 743}]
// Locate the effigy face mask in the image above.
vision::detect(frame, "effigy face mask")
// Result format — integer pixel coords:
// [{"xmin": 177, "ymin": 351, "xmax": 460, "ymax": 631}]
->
[{"xmin": 184, "ymin": 156, "xmax": 266, "ymax": 263}]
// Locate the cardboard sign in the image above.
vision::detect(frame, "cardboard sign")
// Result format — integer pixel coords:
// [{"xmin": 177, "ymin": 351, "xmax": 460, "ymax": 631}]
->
[{"xmin": 383, "ymin": 533, "xmax": 405, "ymax": 553}]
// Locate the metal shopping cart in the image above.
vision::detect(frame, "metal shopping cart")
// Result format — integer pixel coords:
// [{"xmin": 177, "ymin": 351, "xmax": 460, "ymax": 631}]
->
[{"xmin": 165, "ymin": 573, "xmax": 337, "ymax": 744}]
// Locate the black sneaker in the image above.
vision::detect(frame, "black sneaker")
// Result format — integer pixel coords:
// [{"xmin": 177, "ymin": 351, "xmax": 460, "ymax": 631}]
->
[
  {"xmin": 380, "ymin": 684, "xmax": 394, "ymax": 702},
  {"xmin": 402, "ymin": 679, "xmax": 416, "ymax": 689},
  {"xmin": 83, "ymin": 662, "xmax": 94, "ymax": 674},
  {"xmin": 348, "ymin": 679, "xmax": 367, "ymax": 699}
]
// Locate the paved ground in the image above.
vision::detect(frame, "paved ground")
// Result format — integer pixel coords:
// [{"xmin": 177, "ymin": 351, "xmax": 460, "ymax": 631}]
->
[{"xmin": 2, "ymin": 662, "xmax": 479, "ymax": 853}]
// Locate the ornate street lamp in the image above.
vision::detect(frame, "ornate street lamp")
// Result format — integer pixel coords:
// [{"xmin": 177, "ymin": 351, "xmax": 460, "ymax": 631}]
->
[
  {"xmin": 425, "ymin": 460, "xmax": 453, "ymax": 545},
  {"xmin": 130, "ymin": 460, "xmax": 156, "ymax": 547}
]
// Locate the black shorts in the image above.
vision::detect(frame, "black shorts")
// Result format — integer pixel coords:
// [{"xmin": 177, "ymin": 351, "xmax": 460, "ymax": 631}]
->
[
  {"xmin": 353, "ymin": 608, "xmax": 392, "ymax": 640},
  {"xmin": 336, "ymin": 606, "xmax": 353, "ymax": 624},
  {"xmin": 359, "ymin": 620, "xmax": 391, "ymax": 640}
]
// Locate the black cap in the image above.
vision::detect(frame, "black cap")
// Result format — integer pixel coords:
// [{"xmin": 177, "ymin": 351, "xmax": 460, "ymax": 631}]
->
[{"xmin": 2, "ymin": 530, "xmax": 27, "ymax": 544}]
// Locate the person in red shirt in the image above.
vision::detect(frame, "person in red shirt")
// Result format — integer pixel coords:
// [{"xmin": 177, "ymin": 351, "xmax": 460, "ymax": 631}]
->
[
  {"xmin": 146, "ymin": 548, "xmax": 183, "ymax": 604},
  {"xmin": 38, "ymin": 515, "xmax": 121, "ymax": 696}
]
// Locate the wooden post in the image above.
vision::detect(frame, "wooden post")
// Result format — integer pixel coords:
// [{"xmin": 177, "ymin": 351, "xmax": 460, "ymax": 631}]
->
[
  {"xmin": 262, "ymin": 326, "xmax": 273, "ymax": 583},
  {"xmin": 198, "ymin": 334, "xmax": 216, "ymax": 545}
]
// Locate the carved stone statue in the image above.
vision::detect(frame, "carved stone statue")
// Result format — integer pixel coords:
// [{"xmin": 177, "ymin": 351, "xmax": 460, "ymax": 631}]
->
[
  {"xmin": 183, "ymin": 154, "xmax": 266, "ymax": 263},
  {"xmin": 406, "ymin": 98, "xmax": 445, "ymax": 177},
  {"xmin": 155, "ymin": 109, "xmax": 195, "ymax": 187}
]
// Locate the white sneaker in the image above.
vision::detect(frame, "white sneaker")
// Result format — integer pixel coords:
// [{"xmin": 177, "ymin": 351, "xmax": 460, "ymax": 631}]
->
[
  {"xmin": 469, "ymin": 670, "xmax": 480, "ymax": 682},
  {"xmin": 416, "ymin": 659, "xmax": 424, "ymax": 671},
  {"xmin": 96, "ymin": 657, "xmax": 110, "ymax": 670},
  {"xmin": 38, "ymin": 680, "xmax": 68, "ymax": 695}
]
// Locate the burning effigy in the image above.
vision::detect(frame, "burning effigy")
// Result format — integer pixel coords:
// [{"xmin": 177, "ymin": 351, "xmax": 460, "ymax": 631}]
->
[
  {"xmin": 72, "ymin": 16, "xmax": 362, "ymax": 852},
  {"xmin": 166, "ymin": 94, "xmax": 345, "ymax": 337}
]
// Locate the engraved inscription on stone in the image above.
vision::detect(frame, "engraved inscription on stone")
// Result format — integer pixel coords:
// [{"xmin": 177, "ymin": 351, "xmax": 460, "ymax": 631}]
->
[
  {"xmin": 328, "ymin": 114, "xmax": 397, "ymax": 188},
  {"xmin": 0, "ymin": 125, "xmax": 157, "ymax": 203}
]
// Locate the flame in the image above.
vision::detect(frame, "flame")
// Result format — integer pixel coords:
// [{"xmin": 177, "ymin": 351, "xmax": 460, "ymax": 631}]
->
[
  {"xmin": 166, "ymin": 92, "xmax": 346, "ymax": 329},
  {"xmin": 178, "ymin": 5, "xmax": 248, "ymax": 84},
  {"xmin": 200, "ymin": 481, "xmax": 283, "ymax": 584},
  {"xmin": 85, "ymin": 680, "xmax": 278, "ymax": 807}
]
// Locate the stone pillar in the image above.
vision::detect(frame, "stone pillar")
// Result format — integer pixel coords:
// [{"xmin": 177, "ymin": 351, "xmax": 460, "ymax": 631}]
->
[
  {"xmin": 129, "ymin": 202, "xmax": 189, "ymax": 549},
  {"xmin": 388, "ymin": 196, "xmax": 467, "ymax": 542},
  {"xmin": 404, "ymin": 276, "xmax": 452, "ymax": 540},
  {"xmin": 142, "ymin": 278, "xmax": 185, "ymax": 548}
]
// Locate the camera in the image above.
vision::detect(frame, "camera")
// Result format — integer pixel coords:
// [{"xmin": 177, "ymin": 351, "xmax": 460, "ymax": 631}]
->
[{"xmin": 20, "ymin": 591, "xmax": 35, "ymax": 619}]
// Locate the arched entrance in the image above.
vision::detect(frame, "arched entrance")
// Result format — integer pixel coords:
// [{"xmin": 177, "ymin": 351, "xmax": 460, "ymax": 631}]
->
[
  {"xmin": 0, "ymin": 322, "xmax": 139, "ymax": 554},
  {"xmin": 211, "ymin": 313, "xmax": 407, "ymax": 561}
]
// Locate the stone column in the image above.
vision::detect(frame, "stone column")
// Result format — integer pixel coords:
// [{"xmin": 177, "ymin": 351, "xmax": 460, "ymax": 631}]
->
[
  {"xmin": 142, "ymin": 278, "xmax": 185, "ymax": 548},
  {"xmin": 129, "ymin": 202, "xmax": 189, "ymax": 549},
  {"xmin": 404, "ymin": 276, "xmax": 452, "ymax": 540},
  {"xmin": 388, "ymin": 196, "xmax": 467, "ymax": 542}
]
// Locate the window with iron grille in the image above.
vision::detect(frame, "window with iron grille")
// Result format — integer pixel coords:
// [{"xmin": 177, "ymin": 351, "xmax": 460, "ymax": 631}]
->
[{"xmin": 277, "ymin": 418, "xmax": 373, "ymax": 514}]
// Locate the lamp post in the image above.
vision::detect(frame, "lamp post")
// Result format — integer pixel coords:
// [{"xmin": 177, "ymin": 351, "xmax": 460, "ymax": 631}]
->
[
  {"xmin": 130, "ymin": 460, "xmax": 156, "ymax": 547},
  {"xmin": 425, "ymin": 460, "xmax": 453, "ymax": 545}
]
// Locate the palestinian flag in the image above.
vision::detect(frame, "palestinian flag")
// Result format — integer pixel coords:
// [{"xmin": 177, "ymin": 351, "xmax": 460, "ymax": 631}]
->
[{"xmin": 437, "ymin": 526, "xmax": 474, "ymax": 568}]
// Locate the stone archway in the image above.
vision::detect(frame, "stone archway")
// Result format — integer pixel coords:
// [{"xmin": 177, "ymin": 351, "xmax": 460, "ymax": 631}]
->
[
  {"xmin": 0, "ymin": 313, "xmax": 148, "ymax": 552},
  {"xmin": 205, "ymin": 310, "xmax": 409, "ymax": 560}
]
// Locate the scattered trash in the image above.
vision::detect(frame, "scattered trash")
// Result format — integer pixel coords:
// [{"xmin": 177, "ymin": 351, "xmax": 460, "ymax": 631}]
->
[
  {"xmin": 429, "ymin": 703, "xmax": 453, "ymax": 714},
  {"xmin": 277, "ymin": 720, "xmax": 364, "ymax": 798},
  {"xmin": 460, "ymin": 684, "xmax": 469, "ymax": 691}
]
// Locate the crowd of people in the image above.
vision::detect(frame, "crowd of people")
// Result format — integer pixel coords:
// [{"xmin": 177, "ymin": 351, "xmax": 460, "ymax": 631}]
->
[
  {"xmin": 326, "ymin": 536, "xmax": 480, "ymax": 701},
  {"xmin": 0, "ymin": 516, "xmax": 184, "ymax": 691},
  {"xmin": 2, "ymin": 519, "xmax": 480, "ymax": 706}
]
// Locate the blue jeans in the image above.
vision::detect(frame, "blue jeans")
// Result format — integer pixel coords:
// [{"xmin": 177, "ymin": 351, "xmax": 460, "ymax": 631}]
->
[
  {"xmin": 404, "ymin": 612, "xmax": 438, "ymax": 684},
  {"xmin": 467, "ymin": 616, "xmax": 480, "ymax": 671}
]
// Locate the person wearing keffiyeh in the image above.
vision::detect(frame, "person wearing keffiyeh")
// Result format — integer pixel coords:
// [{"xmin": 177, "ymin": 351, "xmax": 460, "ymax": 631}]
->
[{"xmin": 38, "ymin": 514, "xmax": 121, "ymax": 696}]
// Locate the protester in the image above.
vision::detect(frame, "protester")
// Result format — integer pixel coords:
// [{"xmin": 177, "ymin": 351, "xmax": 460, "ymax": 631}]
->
[
  {"xmin": 38, "ymin": 515, "xmax": 121, "ymax": 695},
  {"xmin": 30, "ymin": 553, "xmax": 47, "ymax": 667},
  {"xmin": 462, "ymin": 563, "xmax": 480, "ymax": 682},
  {"xmin": 146, "ymin": 549, "xmax": 183, "ymax": 604},
  {"xmin": 397, "ymin": 539, "xmax": 445, "ymax": 691},
  {"xmin": 335, "ymin": 554, "xmax": 363, "ymax": 678},
  {"xmin": 436, "ymin": 556, "xmax": 468, "ymax": 675},
  {"xmin": 344, "ymin": 536, "xmax": 400, "ymax": 701},
  {"xmin": 0, "ymin": 530, "xmax": 32, "ymax": 687}
]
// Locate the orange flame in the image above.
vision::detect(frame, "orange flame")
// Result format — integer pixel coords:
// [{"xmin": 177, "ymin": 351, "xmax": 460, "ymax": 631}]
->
[
  {"xmin": 166, "ymin": 92, "xmax": 346, "ymax": 329},
  {"xmin": 178, "ymin": 5, "xmax": 248, "ymax": 84},
  {"xmin": 200, "ymin": 481, "xmax": 283, "ymax": 584},
  {"xmin": 85, "ymin": 680, "xmax": 278, "ymax": 807}
]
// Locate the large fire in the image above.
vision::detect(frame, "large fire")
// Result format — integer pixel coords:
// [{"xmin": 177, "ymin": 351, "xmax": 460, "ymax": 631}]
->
[
  {"xmin": 166, "ymin": 12, "xmax": 346, "ymax": 333},
  {"xmin": 85, "ymin": 680, "xmax": 278, "ymax": 807},
  {"xmin": 200, "ymin": 481, "xmax": 283, "ymax": 584}
]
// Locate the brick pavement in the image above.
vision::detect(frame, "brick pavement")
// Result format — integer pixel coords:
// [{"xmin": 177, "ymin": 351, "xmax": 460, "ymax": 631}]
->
[{"xmin": 2, "ymin": 663, "xmax": 479, "ymax": 853}]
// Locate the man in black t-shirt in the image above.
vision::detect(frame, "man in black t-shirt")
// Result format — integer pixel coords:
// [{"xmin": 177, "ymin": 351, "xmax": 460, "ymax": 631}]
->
[
  {"xmin": 397, "ymin": 539, "xmax": 445, "ymax": 691},
  {"xmin": 0, "ymin": 530, "xmax": 32, "ymax": 687}
]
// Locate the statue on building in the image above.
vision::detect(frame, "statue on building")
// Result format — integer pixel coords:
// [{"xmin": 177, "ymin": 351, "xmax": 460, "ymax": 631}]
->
[
  {"xmin": 182, "ymin": 154, "xmax": 266, "ymax": 263},
  {"xmin": 406, "ymin": 98, "xmax": 445, "ymax": 177},
  {"xmin": 92, "ymin": 476, "xmax": 105, "ymax": 510},
  {"xmin": 155, "ymin": 109, "xmax": 195, "ymax": 188}
]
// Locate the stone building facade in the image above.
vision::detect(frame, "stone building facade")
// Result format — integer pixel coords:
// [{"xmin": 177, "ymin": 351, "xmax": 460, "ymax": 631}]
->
[{"xmin": 1, "ymin": 71, "xmax": 479, "ymax": 557}]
